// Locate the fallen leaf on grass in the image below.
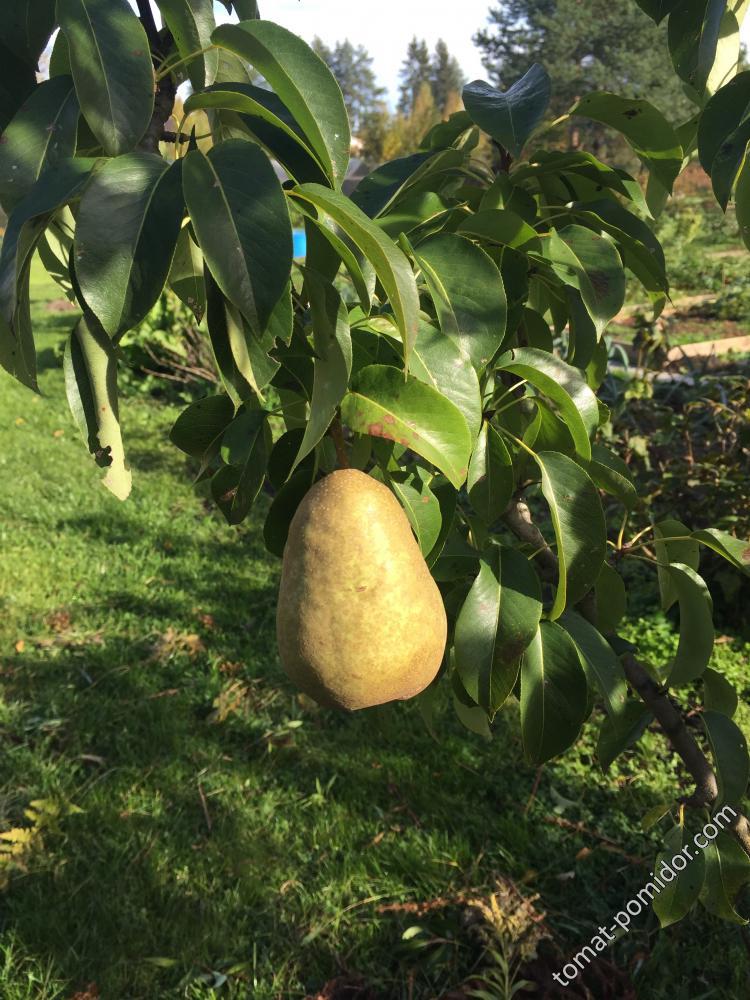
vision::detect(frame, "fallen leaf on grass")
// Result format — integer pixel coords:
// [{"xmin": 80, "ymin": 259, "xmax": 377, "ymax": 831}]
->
[{"xmin": 14, "ymin": 640, "xmax": 25, "ymax": 653}]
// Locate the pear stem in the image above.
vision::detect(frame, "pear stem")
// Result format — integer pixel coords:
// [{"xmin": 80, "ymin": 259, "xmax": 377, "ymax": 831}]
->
[{"xmin": 330, "ymin": 416, "xmax": 350, "ymax": 470}]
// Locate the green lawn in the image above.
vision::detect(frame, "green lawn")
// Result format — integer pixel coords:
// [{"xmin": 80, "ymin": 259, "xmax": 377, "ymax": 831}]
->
[{"xmin": 1, "ymin": 272, "xmax": 750, "ymax": 998}]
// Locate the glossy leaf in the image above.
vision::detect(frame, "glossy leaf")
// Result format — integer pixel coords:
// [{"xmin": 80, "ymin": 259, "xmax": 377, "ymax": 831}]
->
[
  {"xmin": 414, "ymin": 233, "xmax": 507, "ymax": 372},
  {"xmin": 520, "ymin": 621, "xmax": 588, "ymax": 765},
  {"xmin": 543, "ymin": 225, "xmax": 626, "ymax": 336},
  {"xmin": 74, "ymin": 154, "xmax": 184, "ymax": 337},
  {"xmin": 585, "ymin": 443, "xmax": 639, "ymax": 509},
  {"xmin": 64, "ymin": 317, "xmax": 130, "ymax": 500},
  {"xmin": 455, "ymin": 545, "xmax": 542, "ymax": 714},
  {"xmin": 457, "ymin": 208, "xmax": 539, "ymax": 250},
  {"xmin": 693, "ymin": 528, "xmax": 750, "ymax": 575},
  {"xmin": 212, "ymin": 20, "xmax": 350, "ymax": 187},
  {"xmin": 595, "ymin": 562, "xmax": 627, "ymax": 634},
  {"xmin": 388, "ymin": 467, "xmax": 442, "ymax": 555},
  {"xmin": 598, "ymin": 699, "xmax": 653, "ymax": 771},
  {"xmin": 653, "ymin": 824, "xmax": 706, "ymax": 928},
  {"xmin": 668, "ymin": 0, "xmax": 725, "ymax": 95},
  {"xmin": 170, "ymin": 394, "xmax": 235, "ymax": 464},
  {"xmin": 0, "ymin": 76, "xmax": 80, "ymax": 213},
  {"xmin": 169, "ymin": 226, "xmax": 205, "ymax": 321},
  {"xmin": 184, "ymin": 82, "xmax": 328, "ymax": 185},
  {"xmin": 292, "ymin": 184, "xmax": 419, "ymax": 359},
  {"xmin": 0, "ymin": 294, "xmax": 36, "ymax": 392},
  {"xmin": 0, "ymin": 159, "xmax": 94, "ymax": 329},
  {"xmin": 0, "ymin": 0, "xmax": 57, "ymax": 69},
  {"xmin": 654, "ymin": 518, "xmax": 700, "ymax": 611},
  {"xmin": 467, "ymin": 422, "xmax": 514, "ymax": 524},
  {"xmin": 263, "ymin": 468, "xmax": 316, "ymax": 558},
  {"xmin": 159, "ymin": 0, "xmax": 218, "ymax": 91},
  {"xmin": 499, "ymin": 347, "xmax": 599, "ymax": 460},
  {"xmin": 462, "ymin": 65, "xmax": 551, "ymax": 158},
  {"xmin": 534, "ymin": 450, "xmax": 607, "ymax": 619},
  {"xmin": 698, "ymin": 71, "xmax": 750, "ymax": 208},
  {"xmin": 406, "ymin": 320, "xmax": 482, "ymax": 439},
  {"xmin": 667, "ymin": 563, "xmax": 714, "ymax": 687},
  {"xmin": 58, "ymin": 0, "xmax": 154, "ymax": 156},
  {"xmin": 700, "ymin": 832, "xmax": 750, "ymax": 923},
  {"xmin": 634, "ymin": 0, "xmax": 681, "ymax": 22},
  {"xmin": 205, "ymin": 267, "xmax": 277, "ymax": 405},
  {"xmin": 293, "ymin": 277, "xmax": 352, "ymax": 469},
  {"xmin": 571, "ymin": 92, "xmax": 682, "ymax": 192},
  {"xmin": 737, "ymin": 152, "xmax": 750, "ymax": 248},
  {"xmin": 341, "ymin": 364, "xmax": 472, "ymax": 489},
  {"xmin": 704, "ymin": 669, "xmax": 739, "ymax": 718},
  {"xmin": 184, "ymin": 140, "xmax": 292, "ymax": 334},
  {"xmin": 561, "ymin": 611, "xmax": 628, "ymax": 717},
  {"xmin": 215, "ymin": 408, "xmax": 270, "ymax": 524},
  {"xmin": 703, "ymin": 711, "xmax": 749, "ymax": 808}
]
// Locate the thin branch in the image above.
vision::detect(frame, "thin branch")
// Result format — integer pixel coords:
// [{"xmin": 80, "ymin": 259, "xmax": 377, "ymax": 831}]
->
[
  {"xmin": 502, "ymin": 497, "xmax": 750, "ymax": 859},
  {"xmin": 135, "ymin": 0, "xmax": 161, "ymax": 52},
  {"xmin": 330, "ymin": 416, "xmax": 350, "ymax": 470}
]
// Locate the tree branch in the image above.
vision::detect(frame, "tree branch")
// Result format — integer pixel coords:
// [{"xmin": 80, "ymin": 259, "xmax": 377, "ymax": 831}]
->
[
  {"xmin": 502, "ymin": 497, "xmax": 750, "ymax": 859},
  {"xmin": 135, "ymin": 0, "xmax": 161, "ymax": 51}
]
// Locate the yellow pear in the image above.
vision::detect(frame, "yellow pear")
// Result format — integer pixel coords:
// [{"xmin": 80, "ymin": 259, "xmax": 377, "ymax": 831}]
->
[{"xmin": 276, "ymin": 469, "xmax": 447, "ymax": 710}]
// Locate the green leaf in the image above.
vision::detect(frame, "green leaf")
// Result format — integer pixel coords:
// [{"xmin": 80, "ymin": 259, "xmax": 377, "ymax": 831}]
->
[
  {"xmin": 349, "ymin": 152, "xmax": 432, "ymax": 218},
  {"xmin": 499, "ymin": 347, "xmax": 599, "ymax": 461},
  {"xmin": 668, "ymin": 0, "xmax": 726, "ymax": 95},
  {"xmin": 455, "ymin": 545, "xmax": 542, "ymax": 714},
  {"xmin": 405, "ymin": 320, "xmax": 482, "ymax": 439},
  {"xmin": 585, "ymin": 443, "xmax": 639, "ymax": 509},
  {"xmin": 595, "ymin": 562, "xmax": 627, "ymax": 634},
  {"xmin": 74, "ymin": 154, "xmax": 184, "ymax": 337},
  {"xmin": 293, "ymin": 276, "xmax": 352, "ymax": 470},
  {"xmin": 0, "ymin": 294, "xmax": 36, "ymax": 392},
  {"xmin": 292, "ymin": 184, "xmax": 419, "ymax": 361},
  {"xmin": 57, "ymin": 0, "xmax": 154, "ymax": 156},
  {"xmin": 0, "ymin": 76, "xmax": 80, "ymax": 213},
  {"xmin": 0, "ymin": 159, "xmax": 94, "ymax": 329},
  {"xmin": 267, "ymin": 429, "xmax": 314, "ymax": 489},
  {"xmin": 457, "ymin": 208, "xmax": 540, "ymax": 250},
  {"xmin": 698, "ymin": 70, "xmax": 750, "ymax": 208},
  {"xmin": 214, "ymin": 408, "xmax": 270, "ymax": 524},
  {"xmin": 0, "ymin": 40, "xmax": 37, "ymax": 134},
  {"xmin": 534, "ymin": 450, "xmax": 607, "ymax": 619},
  {"xmin": 634, "ymin": 1, "xmax": 681, "ymax": 22},
  {"xmin": 542, "ymin": 225, "xmax": 626, "ymax": 336},
  {"xmin": 211, "ymin": 20, "xmax": 350, "ymax": 188},
  {"xmin": 462, "ymin": 65, "xmax": 551, "ymax": 158},
  {"xmin": 169, "ymin": 226, "xmax": 206, "ymax": 322},
  {"xmin": 520, "ymin": 620, "xmax": 588, "ymax": 765},
  {"xmin": 598, "ymin": 700, "xmax": 653, "ymax": 771},
  {"xmin": 184, "ymin": 140, "xmax": 292, "ymax": 334},
  {"xmin": 184, "ymin": 82, "xmax": 328, "ymax": 185},
  {"xmin": 159, "ymin": 0, "xmax": 218, "ymax": 91},
  {"xmin": 667, "ymin": 564, "xmax": 714, "ymax": 687},
  {"xmin": 263, "ymin": 468, "xmax": 316, "ymax": 558},
  {"xmin": 560, "ymin": 611, "xmax": 628, "ymax": 717},
  {"xmin": 703, "ymin": 711, "xmax": 749, "ymax": 808},
  {"xmin": 0, "ymin": 0, "xmax": 57, "ymax": 69},
  {"xmin": 467, "ymin": 422, "xmax": 514, "ymax": 524},
  {"xmin": 571, "ymin": 92, "xmax": 683, "ymax": 192},
  {"xmin": 700, "ymin": 832, "xmax": 750, "ymax": 923},
  {"xmin": 414, "ymin": 233, "xmax": 508, "ymax": 374},
  {"xmin": 654, "ymin": 518, "xmax": 700, "ymax": 611},
  {"xmin": 204, "ymin": 267, "xmax": 278, "ymax": 405},
  {"xmin": 704, "ymin": 669, "xmax": 739, "ymax": 718},
  {"xmin": 737, "ymin": 151, "xmax": 750, "ymax": 248},
  {"xmin": 64, "ymin": 316, "xmax": 131, "ymax": 500},
  {"xmin": 387, "ymin": 467, "xmax": 442, "ymax": 556},
  {"xmin": 653, "ymin": 824, "xmax": 706, "ymax": 928},
  {"xmin": 341, "ymin": 364, "xmax": 472, "ymax": 489},
  {"xmin": 693, "ymin": 528, "xmax": 750, "ymax": 575},
  {"xmin": 170, "ymin": 394, "xmax": 235, "ymax": 464}
]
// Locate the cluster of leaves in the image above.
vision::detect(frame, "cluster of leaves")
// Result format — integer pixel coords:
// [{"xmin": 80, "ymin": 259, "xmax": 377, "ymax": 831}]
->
[{"xmin": 1, "ymin": 0, "xmax": 750, "ymax": 927}]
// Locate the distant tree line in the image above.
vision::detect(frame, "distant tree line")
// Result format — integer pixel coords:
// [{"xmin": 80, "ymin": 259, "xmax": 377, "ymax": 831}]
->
[{"xmin": 312, "ymin": 35, "xmax": 466, "ymax": 165}]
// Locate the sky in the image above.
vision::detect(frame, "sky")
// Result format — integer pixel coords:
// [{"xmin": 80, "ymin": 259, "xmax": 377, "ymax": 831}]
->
[{"xmin": 141, "ymin": 2, "xmax": 750, "ymax": 111}]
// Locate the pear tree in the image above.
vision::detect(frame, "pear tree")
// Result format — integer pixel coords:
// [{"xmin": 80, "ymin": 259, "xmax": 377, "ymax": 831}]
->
[{"xmin": 2, "ymin": 0, "xmax": 750, "ymax": 931}]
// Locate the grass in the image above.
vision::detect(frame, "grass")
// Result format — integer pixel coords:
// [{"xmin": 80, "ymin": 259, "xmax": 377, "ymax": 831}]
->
[{"xmin": 1, "ymin": 266, "xmax": 750, "ymax": 999}]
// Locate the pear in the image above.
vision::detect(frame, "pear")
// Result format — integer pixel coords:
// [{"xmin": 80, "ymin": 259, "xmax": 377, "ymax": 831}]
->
[{"xmin": 276, "ymin": 469, "xmax": 447, "ymax": 710}]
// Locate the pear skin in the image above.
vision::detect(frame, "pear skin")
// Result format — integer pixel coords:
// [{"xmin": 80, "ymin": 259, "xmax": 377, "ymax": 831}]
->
[{"xmin": 276, "ymin": 469, "xmax": 447, "ymax": 710}]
